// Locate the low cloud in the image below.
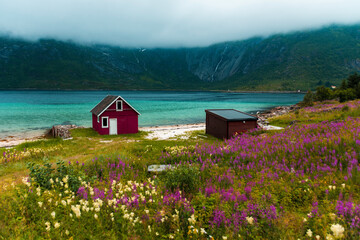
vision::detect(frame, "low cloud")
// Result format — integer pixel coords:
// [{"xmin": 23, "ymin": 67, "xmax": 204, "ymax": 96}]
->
[{"xmin": 0, "ymin": 0, "xmax": 359, "ymax": 48}]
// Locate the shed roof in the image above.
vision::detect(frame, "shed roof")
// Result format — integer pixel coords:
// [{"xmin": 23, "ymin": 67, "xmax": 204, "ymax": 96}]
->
[
  {"xmin": 205, "ymin": 109, "xmax": 257, "ymax": 121},
  {"xmin": 90, "ymin": 95, "xmax": 140, "ymax": 116}
]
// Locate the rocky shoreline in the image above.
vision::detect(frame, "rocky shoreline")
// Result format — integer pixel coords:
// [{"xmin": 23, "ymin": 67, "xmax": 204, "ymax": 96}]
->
[{"xmin": 256, "ymin": 104, "xmax": 299, "ymax": 126}]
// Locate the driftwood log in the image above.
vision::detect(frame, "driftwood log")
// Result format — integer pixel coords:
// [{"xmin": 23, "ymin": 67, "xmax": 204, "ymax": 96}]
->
[{"xmin": 51, "ymin": 125, "xmax": 81, "ymax": 139}]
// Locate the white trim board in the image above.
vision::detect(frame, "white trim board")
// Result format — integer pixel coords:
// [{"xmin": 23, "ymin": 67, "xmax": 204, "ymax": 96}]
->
[
  {"xmin": 96, "ymin": 96, "xmax": 141, "ymax": 117},
  {"xmin": 116, "ymin": 100, "xmax": 123, "ymax": 111}
]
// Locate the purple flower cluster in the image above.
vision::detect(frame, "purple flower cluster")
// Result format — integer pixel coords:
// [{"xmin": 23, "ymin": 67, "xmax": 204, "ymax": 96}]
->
[{"xmin": 336, "ymin": 200, "xmax": 360, "ymax": 230}]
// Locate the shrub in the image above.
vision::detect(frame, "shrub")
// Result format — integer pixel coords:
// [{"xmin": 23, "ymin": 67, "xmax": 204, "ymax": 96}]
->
[
  {"xmin": 162, "ymin": 165, "xmax": 200, "ymax": 194},
  {"xmin": 300, "ymin": 90, "xmax": 314, "ymax": 106},
  {"xmin": 336, "ymin": 89, "xmax": 356, "ymax": 102},
  {"xmin": 27, "ymin": 160, "xmax": 85, "ymax": 192},
  {"xmin": 315, "ymin": 86, "xmax": 333, "ymax": 101}
]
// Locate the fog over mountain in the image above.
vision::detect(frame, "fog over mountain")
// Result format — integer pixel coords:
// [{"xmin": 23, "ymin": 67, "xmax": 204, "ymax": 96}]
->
[
  {"xmin": 1, "ymin": 25, "xmax": 360, "ymax": 91},
  {"xmin": 0, "ymin": 0, "xmax": 360, "ymax": 47}
]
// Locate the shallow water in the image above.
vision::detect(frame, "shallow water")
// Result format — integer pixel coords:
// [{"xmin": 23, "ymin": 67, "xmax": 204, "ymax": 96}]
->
[{"xmin": 0, "ymin": 90, "xmax": 304, "ymax": 139}]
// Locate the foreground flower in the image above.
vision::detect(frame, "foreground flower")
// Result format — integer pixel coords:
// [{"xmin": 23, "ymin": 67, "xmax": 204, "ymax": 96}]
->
[
  {"xmin": 54, "ymin": 222, "xmax": 60, "ymax": 229},
  {"xmin": 306, "ymin": 229, "xmax": 313, "ymax": 237},
  {"xmin": 45, "ymin": 222, "xmax": 51, "ymax": 231},
  {"xmin": 188, "ymin": 214, "xmax": 196, "ymax": 224},
  {"xmin": 246, "ymin": 216, "xmax": 254, "ymax": 225},
  {"xmin": 330, "ymin": 224, "xmax": 344, "ymax": 239},
  {"xmin": 51, "ymin": 211, "xmax": 56, "ymax": 219},
  {"xmin": 71, "ymin": 205, "xmax": 81, "ymax": 218}
]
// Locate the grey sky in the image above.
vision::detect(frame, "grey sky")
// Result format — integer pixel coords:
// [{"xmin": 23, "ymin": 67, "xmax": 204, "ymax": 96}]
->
[{"xmin": 0, "ymin": 0, "xmax": 359, "ymax": 48}]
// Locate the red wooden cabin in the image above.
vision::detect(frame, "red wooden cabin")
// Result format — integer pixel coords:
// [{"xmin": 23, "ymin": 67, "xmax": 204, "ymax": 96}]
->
[{"xmin": 90, "ymin": 95, "xmax": 140, "ymax": 135}]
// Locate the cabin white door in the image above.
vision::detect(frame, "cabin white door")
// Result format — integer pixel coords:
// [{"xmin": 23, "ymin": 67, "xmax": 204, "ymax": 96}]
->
[{"xmin": 109, "ymin": 118, "xmax": 117, "ymax": 135}]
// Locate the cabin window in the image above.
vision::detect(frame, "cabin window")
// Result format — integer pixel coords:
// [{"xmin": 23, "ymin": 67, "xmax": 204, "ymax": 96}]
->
[
  {"xmin": 116, "ymin": 100, "xmax": 123, "ymax": 111},
  {"xmin": 102, "ymin": 117, "xmax": 109, "ymax": 128}
]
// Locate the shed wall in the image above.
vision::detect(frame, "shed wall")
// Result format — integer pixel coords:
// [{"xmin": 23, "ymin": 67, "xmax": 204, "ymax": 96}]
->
[
  {"xmin": 206, "ymin": 114, "xmax": 228, "ymax": 139},
  {"xmin": 228, "ymin": 120, "xmax": 257, "ymax": 137}
]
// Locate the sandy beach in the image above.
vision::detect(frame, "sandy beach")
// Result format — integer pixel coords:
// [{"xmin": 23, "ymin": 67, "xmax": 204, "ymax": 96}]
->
[
  {"xmin": 141, "ymin": 123, "xmax": 205, "ymax": 140},
  {"xmin": 0, "ymin": 135, "xmax": 47, "ymax": 148}
]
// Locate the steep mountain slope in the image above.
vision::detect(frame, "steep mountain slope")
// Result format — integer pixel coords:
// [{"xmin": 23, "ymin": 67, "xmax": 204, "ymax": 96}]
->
[{"xmin": 0, "ymin": 25, "xmax": 359, "ymax": 90}]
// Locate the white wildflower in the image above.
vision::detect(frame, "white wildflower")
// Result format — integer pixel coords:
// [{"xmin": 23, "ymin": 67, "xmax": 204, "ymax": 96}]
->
[
  {"xmin": 316, "ymin": 235, "xmax": 320, "ymax": 240},
  {"xmin": 65, "ymin": 230, "xmax": 69, "ymax": 235},
  {"xmin": 341, "ymin": 183, "xmax": 345, "ymax": 189},
  {"xmin": 22, "ymin": 177, "xmax": 31, "ymax": 187},
  {"xmin": 94, "ymin": 214, "xmax": 98, "ymax": 219},
  {"xmin": 246, "ymin": 216, "xmax": 254, "ymax": 225},
  {"xmin": 62, "ymin": 176, "xmax": 68, "ymax": 183},
  {"xmin": 45, "ymin": 222, "xmax": 51, "ymax": 231},
  {"xmin": 188, "ymin": 214, "xmax": 196, "ymax": 224},
  {"xmin": 54, "ymin": 222, "xmax": 60, "ymax": 229},
  {"xmin": 330, "ymin": 223, "xmax": 344, "ymax": 238},
  {"xmin": 326, "ymin": 234, "xmax": 335, "ymax": 240},
  {"xmin": 223, "ymin": 236, "xmax": 227, "ymax": 240},
  {"xmin": 36, "ymin": 187, "xmax": 41, "ymax": 196},
  {"xmin": 38, "ymin": 201, "xmax": 43, "ymax": 208},
  {"xmin": 51, "ymin": 211, "xmax": 56, "ymax": 219},
  {"xmin": 61, "ymin": 200, "xmax": 67, "ymax": 206},
  {"xmin": 71, "ymin": 205, "xmax": 81, "ymax": 218},
  {"xmin": 307, "ymin": 229, "xmax": 313, "ymax": 237}
]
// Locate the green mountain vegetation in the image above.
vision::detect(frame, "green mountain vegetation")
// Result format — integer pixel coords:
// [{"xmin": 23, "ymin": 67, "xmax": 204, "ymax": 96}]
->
[{"xmin": 0, "ymin": 24, "xmax": 360, "ymax": 91}]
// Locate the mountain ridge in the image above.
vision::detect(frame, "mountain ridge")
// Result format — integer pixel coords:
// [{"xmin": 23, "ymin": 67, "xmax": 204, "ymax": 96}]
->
[{"xmin": 1, "ymin": 24, "xmax": 360, "ymax": 91}]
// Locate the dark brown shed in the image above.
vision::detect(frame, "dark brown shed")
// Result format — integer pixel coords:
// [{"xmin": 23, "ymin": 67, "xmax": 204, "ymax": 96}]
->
[{"xmin": 205, "ymin": 109, "xmax": 258, "ymax": 139}]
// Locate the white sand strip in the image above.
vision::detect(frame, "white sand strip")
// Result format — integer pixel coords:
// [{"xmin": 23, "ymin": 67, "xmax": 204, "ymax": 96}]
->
[{"xmin": 141, "ymin": 123, "xmax": 205, "ymax": 140}]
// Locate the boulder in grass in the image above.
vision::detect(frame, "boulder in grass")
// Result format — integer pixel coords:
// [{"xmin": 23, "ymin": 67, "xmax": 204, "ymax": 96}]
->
[{"xmin": 147, "ymin": 164, "xmax": 174, "ymax": 173}]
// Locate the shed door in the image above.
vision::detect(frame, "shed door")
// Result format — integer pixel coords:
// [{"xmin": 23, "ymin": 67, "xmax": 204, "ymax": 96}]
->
[{"xmin": 109, "ymin": 118, "xmax": 118, "ymax": 135}]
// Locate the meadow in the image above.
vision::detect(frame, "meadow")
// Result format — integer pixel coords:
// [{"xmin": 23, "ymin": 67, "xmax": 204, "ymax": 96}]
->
[{"xmin": 0, "ymin": 100, "xmax": 359, "ymax": 239}]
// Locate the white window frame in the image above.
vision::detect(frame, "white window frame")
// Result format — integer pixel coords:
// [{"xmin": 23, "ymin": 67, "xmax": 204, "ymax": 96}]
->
[
  {"xmin": 101, "ymin": 116, "xmax": 109, "ymax": 128},
  {"xmin": 97, "ymin": 116, "xmax": 100, "ymax": 123},
  {"xmin": 116, "ymin": 100, "xmax": 123, "ymax": 111}
]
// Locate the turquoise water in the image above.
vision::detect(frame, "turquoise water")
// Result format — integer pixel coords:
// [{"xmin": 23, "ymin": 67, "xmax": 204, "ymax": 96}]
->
[{"xmin": 0, "ymin": 91, "xmax": 304, "ymax": 139}]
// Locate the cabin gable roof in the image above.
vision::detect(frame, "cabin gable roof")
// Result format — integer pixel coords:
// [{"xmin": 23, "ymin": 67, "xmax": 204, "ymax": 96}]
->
[{"xmin": 90, "ymin": 95, "xmax": 140, "ymax": 116}]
